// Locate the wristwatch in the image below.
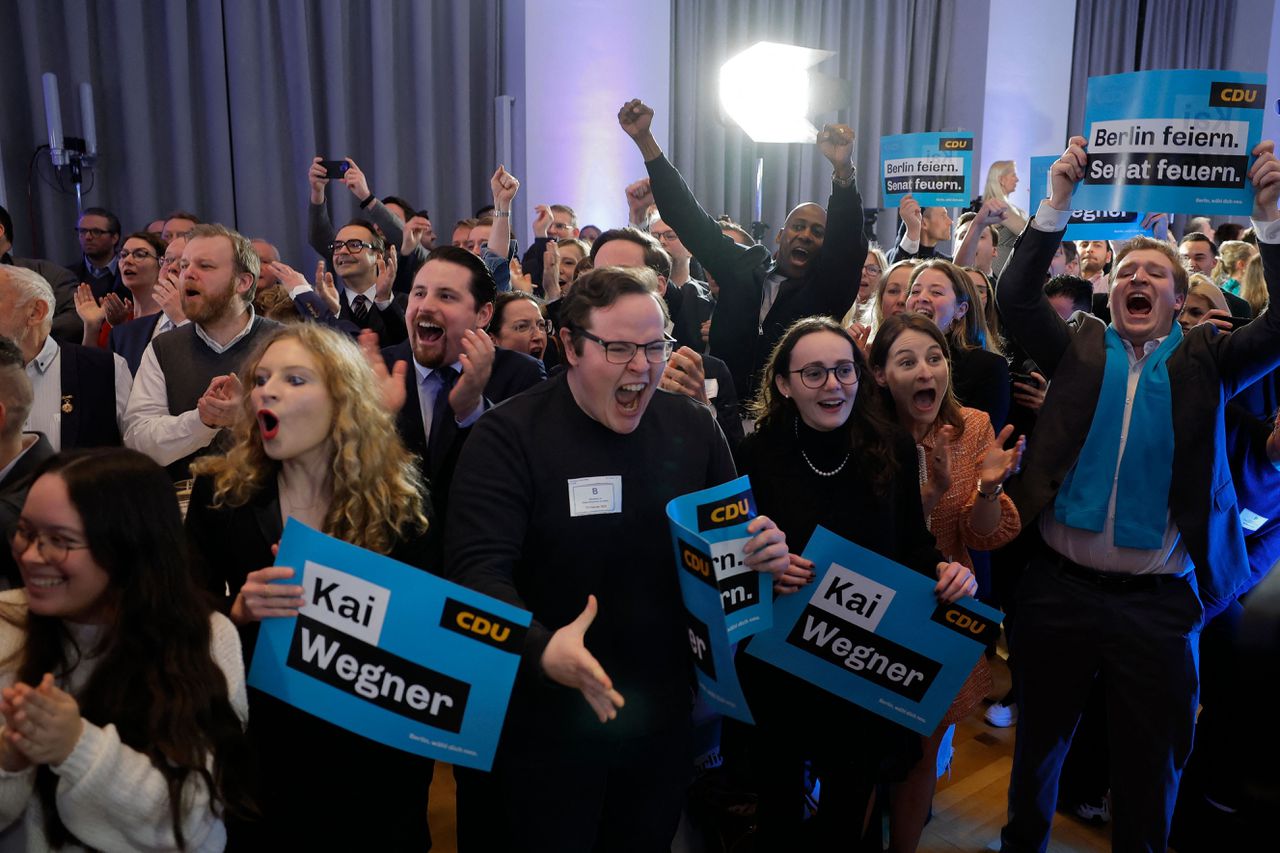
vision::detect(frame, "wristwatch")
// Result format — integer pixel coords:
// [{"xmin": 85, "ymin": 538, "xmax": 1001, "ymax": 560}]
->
[{"xmin": 976, "ymin": 480, "xmax": 1003, "ymax": 502}]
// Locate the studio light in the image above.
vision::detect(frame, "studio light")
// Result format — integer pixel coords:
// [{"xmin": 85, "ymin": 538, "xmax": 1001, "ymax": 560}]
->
[{"xmin": 719, "ymin": 42, "xmax": 836, "ymax": 143}]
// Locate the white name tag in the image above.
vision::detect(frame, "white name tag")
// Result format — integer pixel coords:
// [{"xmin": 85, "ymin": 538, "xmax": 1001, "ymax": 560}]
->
[
  {"xmin": 1240, "ymin": 508, "xmax": 1269, "ymax": 532},
  {"xmin": 568, "ymin": 476, "xmax": 622, "ymax": 517},
  {"xmin": 704, "ymin": 378, "xmax": 719, "ymax": 400}
]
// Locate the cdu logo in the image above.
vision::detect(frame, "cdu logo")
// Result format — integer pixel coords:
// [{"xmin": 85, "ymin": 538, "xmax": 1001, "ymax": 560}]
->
[
  {"xmin": 1209, "ymin": 81, "xmax": 1265, "ymax": 109},
  {"xmin": 695, "ymin": 489, "xmax": 756, "ymax": 531},
  {"xmin": 938, "ymin": 137, "xmax": 973, "ymax": 151}
]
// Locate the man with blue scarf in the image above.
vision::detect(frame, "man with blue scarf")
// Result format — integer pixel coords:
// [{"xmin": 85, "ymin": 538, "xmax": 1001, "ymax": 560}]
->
[{"xmin": 994, "ymin": 135, "xmax": 1280, "ymax": 853}]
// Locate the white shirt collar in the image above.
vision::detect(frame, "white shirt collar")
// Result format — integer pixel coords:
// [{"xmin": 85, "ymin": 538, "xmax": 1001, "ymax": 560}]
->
[
  {"xmin": 27, "ymin": 336, "xmax": 59, "ymax": 374},
  {"xmin": 194, "ymin": 308, "xmax": 256, "ymax": 354}
]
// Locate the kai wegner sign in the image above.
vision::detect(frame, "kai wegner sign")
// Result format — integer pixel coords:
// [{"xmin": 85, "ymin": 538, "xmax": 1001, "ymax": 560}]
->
[
  {"xmin": 880, "ymin": 132, "xmax": 974, "ymax": 207},
  {"xmin": 247, "ymin": 520, "xmax": 530, "ymax": 770},
  {"xmin": 746, "ymin": 526, "xmax": 1002, "ymax": 735},
  {"xmin": 1028, "ymin": 155, "xmax": 1152, "ymax": 241},
  {"xmin": 1073, "ymin": 70, "xmax": 1267, "ymax": 215},
  {"xmin": 666, "ymin": 476, "xmax": 774, "ymax": 724}
]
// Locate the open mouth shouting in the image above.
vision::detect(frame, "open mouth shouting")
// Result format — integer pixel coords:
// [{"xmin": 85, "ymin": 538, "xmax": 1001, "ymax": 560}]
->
[
  {"xmin": 789, "ymin": 246, "xmax": 812, "ymax": 267},
  {"xmin": 912, "ymin": 385, "xmax": 938, "ymax": 415},
  {"xmin": 257, "ymin": 409, "xmax": 280, "ymax": 441},
  {"xmin": 414, "ymin": 319, "xmax": 445, "ymax": 345},
  {"xmin": 615, "ymin": 381, "xmax": 648, "ymax": 414},
  {"xmin": 1125, "ymin": 292, "xmax": 1153, "ymax": 317}
]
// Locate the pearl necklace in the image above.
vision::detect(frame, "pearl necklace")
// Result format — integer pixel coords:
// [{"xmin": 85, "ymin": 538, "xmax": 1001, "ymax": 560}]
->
[{"xmin": 795, "ymin": 418, "xmax": 851, "ymax": 477}]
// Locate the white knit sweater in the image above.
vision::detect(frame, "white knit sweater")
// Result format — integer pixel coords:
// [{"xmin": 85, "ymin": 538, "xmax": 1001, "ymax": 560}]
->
[{"xmin": 0, "ymin": 589, "xmax": 247, "ymax": 852}]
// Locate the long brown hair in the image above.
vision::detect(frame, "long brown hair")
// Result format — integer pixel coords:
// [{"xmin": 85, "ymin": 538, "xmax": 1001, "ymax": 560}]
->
[
  {"xmin": 751, "ymin": 316, "xmax": 900, "ymax": 493},
  {"xmin": 1, "ymin": 449, "xmax": 254, "ymax": 848},
  {"xmin": 907, "ymin": 259, "xmax": 1001, "ymax": 355},
  {"xmin": 868, "ymin": 313, "xmax": 967, "ymax": 439}
]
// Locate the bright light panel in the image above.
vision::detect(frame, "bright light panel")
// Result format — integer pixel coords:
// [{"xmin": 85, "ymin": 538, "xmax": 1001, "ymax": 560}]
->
[{"xmin": 720, "ymin": 42, "xmax": 834, "ymax": 143}]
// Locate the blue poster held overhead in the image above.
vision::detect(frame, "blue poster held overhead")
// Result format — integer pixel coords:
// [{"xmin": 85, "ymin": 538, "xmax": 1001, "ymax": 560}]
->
[
  {"xmin": 666, "ymin": 476, "xmax": 773, "ymax": 724},
  {"xmin": 880, "ymin": 131, "xmax": 974, "ymax": 207},
  {"xmin": 1028, "ymin": 154, "xmax": 1152, "ymax": 240},
  {"xmin": 746, "ymin": 526, "xmax": 1002, "ymax": 736},
  {"xmin": 1074, "ymin": 69, "xmax": 1267, "ymax": 215},
  {"xmin": 247, "ymin": 520, "xmax": 531, "ymax": 771}
]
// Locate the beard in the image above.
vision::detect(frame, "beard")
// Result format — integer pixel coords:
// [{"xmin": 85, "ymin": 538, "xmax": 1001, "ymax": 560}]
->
[{"xmin": 182, "ymin": 282, "xmax": 237, "ymax": 326}]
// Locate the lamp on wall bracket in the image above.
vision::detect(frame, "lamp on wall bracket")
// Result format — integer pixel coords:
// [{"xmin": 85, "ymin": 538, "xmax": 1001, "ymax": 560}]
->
[{"xmin": 41, "ymin": 72, "xmax": 99, "ymax": 216}]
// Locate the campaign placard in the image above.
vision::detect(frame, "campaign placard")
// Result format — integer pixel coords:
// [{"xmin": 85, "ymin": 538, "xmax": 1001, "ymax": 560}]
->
[
  {"xmin": 247, "ymin": 520, "xmax": 531, "ymax": 770},
  {"xmin": 1028, "ymin": 154, "xmax": 1151, "ymax": 240},
  {"xmin": 666, "ymin": 476, "xmax": 773, "ymax": 723},
  {"xmin": 880, "ymin": 131, "xmax": 974, "ymax": 207},
  {"xmin": 1073, "ymin": 70, "xmax": 1267, "ymax": 215},
  {"xmin": 745, "ymin": 526, "xmax": 1002, "ymax": 735}
]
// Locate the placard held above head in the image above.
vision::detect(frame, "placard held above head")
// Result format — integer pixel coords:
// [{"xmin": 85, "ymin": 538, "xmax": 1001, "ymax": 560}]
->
[
  {"xmin": 1073, "ymin": 69, "xmax": 1268, "ymax": 215},
  {"xmin": 880, "ymin": 131, "xmax": 974, "ymax": 208}
]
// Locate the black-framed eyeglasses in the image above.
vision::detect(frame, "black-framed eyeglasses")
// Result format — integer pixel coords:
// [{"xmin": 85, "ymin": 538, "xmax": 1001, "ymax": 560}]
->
[
  {"xmin": 118, "ymin": 248, "xmax": 158, "ymax": 262},
  {"xmin": 7, "ymin": 520, "xmax": 90, "ymax": 565},
  {"xmin": 790, "ymin": 361, "xmax": 858, "ymax": 389},
  {"xmin": 327, "ymin": 239, "xmax": 376, "ymax": 254},
  {"xmin": 576, "ymin": 328, "xmax": 675, "ymax": 364},
  {"xmin": 73, "ymin": 227, "xmax": 115, "ymax": 238},
  {"xmin": 507, "ymin": 319, "xmax": 553, "ymax": 335}
]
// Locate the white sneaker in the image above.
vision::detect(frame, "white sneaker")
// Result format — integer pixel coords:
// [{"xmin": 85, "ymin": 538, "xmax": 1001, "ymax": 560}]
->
[{"xmin": 984, "ymin": 701, "xmax": 1017, "ymax": 727}]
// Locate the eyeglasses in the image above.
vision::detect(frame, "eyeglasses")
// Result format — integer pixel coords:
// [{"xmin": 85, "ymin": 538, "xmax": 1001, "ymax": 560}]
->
[
  {"xmin": 652, "ymin": 230, "xmax": 678, "ymax": 243},
  {"xmin": 576, "ymin": 328, "xmax": 675, "ymax": 364},
  {"xmin": 789, "ymin": 361, "xmax": 858, "ymax": 389},
  {"xmin": 548, "ymin": 221, "xmax": 573, "ymax": 233},
  {"xmin": 863, "ymin": 265, "xmax": 882, "ymax": 278},
  {"xmin": 327, "ymin": 239, "xmax": 376, "ymax": 254},
  {"xmin": 160, "ymin": 256, "xmax": 181, "ymax": 267},
  {"xmin": 73, "ymin": 227, "xmax": 115, "ymax": 238},
  {"xmin": 118, "ymin": 248, "xmax": 158, "ymax": 262},
  {"xmin": 8, "ymin": 520, "xmax": 90, "ymax": 565},
  {"xmin": 507, "ymin": 319, "xmax": 553, "ymax": 335}
]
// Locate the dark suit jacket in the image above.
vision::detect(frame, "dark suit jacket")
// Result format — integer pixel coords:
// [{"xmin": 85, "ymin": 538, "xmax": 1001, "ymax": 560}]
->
[
  {"xmin": 109, "ymin": 313, "xmax": 162, "ymax": 375},
  {"xmin": 0, "ymin": 433, "xmax": 56, "ymax": 588},
  {"xmin": 665, "ymin": 278, "xmax": 714, "ymax": 354},
  {"xmin": 384, "ymin": 342, "xmax": 546, "ymax": 569},
  {"xmin": 66, "ymin": 259, "xmax": 125, "ymax": 300},
  {"xmin": 58, "ymin": 342, "xmax": 122, "ymax": 448},
  {"xmin": 646, "ymin": 154, "xmax": 866, "ymax": 403},
  {"xmin": 339, "ymin": 289, "xmax": 408, "ymax": 345},
  {"xmin": 3, "ymin": 255, "xmax": 81, "ymax": 343},
  {"xmin": 996, "ymin": 220, "xmax": 1280, "ymax": 615}
]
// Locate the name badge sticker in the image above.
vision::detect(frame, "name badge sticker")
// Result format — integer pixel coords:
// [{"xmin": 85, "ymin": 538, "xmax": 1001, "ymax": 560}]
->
[
  {"xmin": 568, "ymin": 475, "xmax": 622, "ymax": 517},
  {"xmin": 1240, "ymin": 508, "xmax": 1269, "ymax": 532}
]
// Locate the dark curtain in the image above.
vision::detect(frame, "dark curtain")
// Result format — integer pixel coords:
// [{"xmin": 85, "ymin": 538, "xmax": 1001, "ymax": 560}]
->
[
  {"xmin": 1067, "ymin": 0, "xmax": 1236, "ymax": 138},
  {"xmin": 1, "ymin": 0, "xmax": 500, "ymax": 270},
  {"xmin": 669, "ymin": 0, "xmax": 957, "ymax": 246}
]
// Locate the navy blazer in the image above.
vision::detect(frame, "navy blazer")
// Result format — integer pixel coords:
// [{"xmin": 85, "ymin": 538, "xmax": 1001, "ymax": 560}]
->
[
  {"xmin": 996, "ymin": 220, "xmax": 1280, "ymax": 616},
  {"xmin": 340, "ymin": 289, "xmax": 408, "ymax": 345},
  {"xmin": 58, "ymin": 342, "xmax": 122, "ymax": 449},
  {"xmin": 383, "ymin": 341, "xmax": 546, "ymax": 568},
  {"xmin": 109, "ymin": 313, "xmax": 162, "ymax": 375}
]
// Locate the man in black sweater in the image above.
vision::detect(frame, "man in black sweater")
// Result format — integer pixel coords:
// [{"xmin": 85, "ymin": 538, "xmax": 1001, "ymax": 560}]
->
[
  {"xmin": 618, "ymin": 99, "xmax": 866, "ymax": 404},
  {"xmin": 446, "ymin": 266, "xmax": 788, "ymax": 851}
]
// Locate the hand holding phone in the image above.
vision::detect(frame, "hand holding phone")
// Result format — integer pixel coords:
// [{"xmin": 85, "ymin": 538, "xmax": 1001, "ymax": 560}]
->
[{"xmin": 319, "ymin": 159, "xmax": 349, "ymax": 180}]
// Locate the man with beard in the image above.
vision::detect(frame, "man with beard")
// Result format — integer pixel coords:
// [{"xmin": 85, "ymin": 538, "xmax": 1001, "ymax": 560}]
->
[
  {"xmin": 617, "ymin": 99, "xmax": 865, "ymax": 403},
  {"xmin": 123, "ymin": 223, "xmax": 280, "ymax": 480}
]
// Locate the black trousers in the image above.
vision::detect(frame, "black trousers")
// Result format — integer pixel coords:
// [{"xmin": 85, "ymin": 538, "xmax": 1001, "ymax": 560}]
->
[
  {"xmin": 489, "ymin": 722, "xmax": 692, "ymax": 853},
  {"xmin": 1000, "ymin": 557, "xmax": 1202, "ymax": 853}
]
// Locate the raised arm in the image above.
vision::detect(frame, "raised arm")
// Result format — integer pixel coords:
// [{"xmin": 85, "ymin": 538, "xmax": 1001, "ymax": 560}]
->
[
  {"xmin": 306, "ymin": 156, "xmax": 337, "ymax": 259},
  {"xmin": 618, "ymin": 99, "xmax": 751, "ymax": 279},
  {"xmin": 489, "ymin": 165, "xmax": 519, "ymax": 257},
  {"xmin": 995, "ymin": 137, "xmax": 1086, "ymax": 378},
  {"xmin": 807, "ymin": 123, "xmax": 867, "ymax": 319}
]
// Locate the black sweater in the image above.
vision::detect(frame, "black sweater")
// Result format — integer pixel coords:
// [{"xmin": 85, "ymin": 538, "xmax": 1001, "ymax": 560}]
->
[{"xmin": 445, "ymin": 372, "xmax": 737, "ymax": 747}]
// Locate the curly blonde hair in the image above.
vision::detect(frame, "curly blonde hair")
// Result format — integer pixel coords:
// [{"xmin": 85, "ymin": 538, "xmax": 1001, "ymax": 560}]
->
[{"xmin": 191, "ymin": 324, "xmax": 428, "ymax": 554}]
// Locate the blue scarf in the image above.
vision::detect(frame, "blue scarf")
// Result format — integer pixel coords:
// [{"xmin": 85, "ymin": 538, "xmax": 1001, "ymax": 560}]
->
[{"xmin": 1054, "ymin": 321, "xmax": 1182, "ymax": 549}]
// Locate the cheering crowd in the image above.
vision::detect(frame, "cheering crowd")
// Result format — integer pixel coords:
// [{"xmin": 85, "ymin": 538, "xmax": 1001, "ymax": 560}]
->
[{"xmin": 0, "ymin": 94, "xmax": 1277, "ymax": 852}]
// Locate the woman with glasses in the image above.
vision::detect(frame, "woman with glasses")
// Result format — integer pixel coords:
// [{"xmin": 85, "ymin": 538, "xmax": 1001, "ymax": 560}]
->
[
  {"xmin": 0, "ymin": 448, "xmax": 253, "ymax": 851},
  {"xmin": 731, "ymin": 316, "xmax": 979, "ymax": 850},
  {"xmin": 89, "ymin": 234, "xmax": 188, "ymax": 375},
  {"xmin": 868, "ymin": 314, "xmax": 1023, "ymax": 852},
  {"xmin": 184, "ymin": 323, "xmax": 434, "ymax": 849},
  {"xmin": 490, "ymin": 291, "xmax": 556, "ymax": 366},
  {"xmin": 73, "ymin": 231, "xmax": 167, "ymax": 350}
]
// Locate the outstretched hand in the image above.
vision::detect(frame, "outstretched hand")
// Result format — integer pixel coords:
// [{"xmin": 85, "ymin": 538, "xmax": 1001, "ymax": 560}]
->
[
  {"xmin": 541, "ymin": 596, "xmax": 626, "ymax": 723},
  {"xmin": 978, "ymin": 424, "xmax": 1026, "ymax": 488},
  {"xmin": 1250, "ymin": 140, "xmax": 1279, "ymax": 221},
  {"xmin": 817, "ymin": 123, "xmax": 855, "ymax": 179},
  {"xmin": 1049, "ymin": 136, "xmax": 1087, "ymax": 210}
]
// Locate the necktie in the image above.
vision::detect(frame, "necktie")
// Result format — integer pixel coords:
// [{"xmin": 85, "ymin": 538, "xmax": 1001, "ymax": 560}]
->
[
  {"xmin": 352, "ymin": 294, "xmax": 370, "ymax": 322},
  {"xmin": 429, "ymin": 365, "xmax": 459, "ymax": 444}
]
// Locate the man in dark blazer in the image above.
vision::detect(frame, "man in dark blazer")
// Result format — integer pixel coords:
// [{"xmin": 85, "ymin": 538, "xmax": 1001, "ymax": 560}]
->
[
  {"xmin": 994, "ymin": 136, "xmax": 1280, "ymax": 853},
  {"xmin": 0, "ymin": 337, "xmax": 56, "ymax": 588},
  {"xmin": 618, "ymin": 99, "xmax": 866, "ymax": 404},
  {"xmin": 327, "ymin": 220, "xmax": 408, "ymax": 345},
  {"xmin": 67, "ymin": 207, "xmax": 126, "ymax": 300}
]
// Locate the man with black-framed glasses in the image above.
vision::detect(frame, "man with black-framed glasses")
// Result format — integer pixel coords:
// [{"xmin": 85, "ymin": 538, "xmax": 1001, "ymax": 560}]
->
[
  {"xmin": 447, "ymin": 264, "xmax": 786, "ymax": 850},
  {"xmin": 67, "ymin": 207, "xmax": 125, "ymax": 302},
  {"xmin": 314, "ymin": 219, "xmax": 407, "ymax": 345}
]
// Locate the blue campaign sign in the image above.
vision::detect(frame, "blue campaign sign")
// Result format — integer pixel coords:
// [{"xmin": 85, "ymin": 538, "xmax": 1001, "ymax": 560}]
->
[
  {"xmin": 1028, "ymin": 154, "xmax": 1152, "ymax": 240},
  {"xmin": 880, "ymin": 131, "xmax": 974, "ymax": 207},
  {"xmin": 247, "ymin": 520, "xmax": 531, "ymax": 771},
  {"xmin": 666, "ymin": 476, "xmax": 773, "ymax": 724},
  {"xmin": 1073, "ymin": 69, "xmax": 1267, "ymax": 215},
  {"xmin": 745, "ymin": 526, "xmax": 1002, "ymax": 736}
]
